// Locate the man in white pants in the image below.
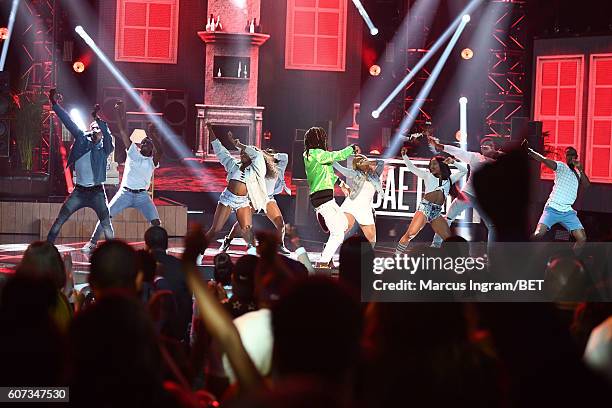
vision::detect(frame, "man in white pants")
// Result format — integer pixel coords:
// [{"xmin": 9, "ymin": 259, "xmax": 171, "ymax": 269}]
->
[
  {"xmin": 303, "ymin": 126, "xmax": 359, "ymax": 267},
  {"xmin": 429, "ymin": 137, "xmax": 500, "ymax": 248}
]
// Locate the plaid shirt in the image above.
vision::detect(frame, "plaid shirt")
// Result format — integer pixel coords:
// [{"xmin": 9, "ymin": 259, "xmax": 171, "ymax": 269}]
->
[{"xmin": 546, "ymin": 161, "xmax": 580, "ymax": 212}]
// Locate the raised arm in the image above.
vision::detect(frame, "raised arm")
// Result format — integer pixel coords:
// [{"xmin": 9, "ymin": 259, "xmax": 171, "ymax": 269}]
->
[
  {"xmin": 182, "ymin": 225, "xmax": 263, "ymax": 392},
  {"xmin": 92, "ymin": 105, "xmax": 114, "ymax": 156},
  {"xmin": 113, "ymin": 100, "xmax": 131, "ymax": 149},
  {"xmin": 573, "ymin": 161, "xmax": 591, "ymax": 188},
  {"xmin": 148, "ymin": 128, "xmax": 164, "ymax": 166},
  {"xmin": 374, "ymin": 159, "xmax": 385, "ymax": 176},
  {"xmin": 448, "ymin": 159, "xmax": 468, "ymax": 184},
  {"xmin": 274, "ymin": 152, "xmax": 289, "ymax": 174},
  {"xmin": 310, "ymin": 145, "xmax": 356, "ymax": 165},
  {"xmin": 442, "ymin": 144, "xmax": 482, "ymax": 165},
  {"xmin": 400, "ymin": 147, "xmax": 429, "ymax": 179},
  {"xmin": 527, "ymin": 147, "xmax": 557, "ymax": 171},
  {"xmin": 231, "ymin": 133, "xmax": 264, "ymax": 168},
  {"xmin": 333, "ymin": 161, "xmax": 358, "ymax": 179},
  {"xmin": 207, "ymin": 124, "xmax": 237, "ymax": 173},
  {"xmin": 50, "ymin": 90, "xmax": 84, "ymax": 139}
]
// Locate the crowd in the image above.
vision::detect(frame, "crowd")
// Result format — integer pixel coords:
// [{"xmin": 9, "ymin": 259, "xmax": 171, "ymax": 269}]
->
[{"xmin": 1, "ymin": 149, "xmax": 612, "ymax": 407}]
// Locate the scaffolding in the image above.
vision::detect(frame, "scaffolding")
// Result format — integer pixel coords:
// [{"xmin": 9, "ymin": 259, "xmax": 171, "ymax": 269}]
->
[{"xmin": 484, "ymin": 0, "xmax": 527, "ymax": 138}]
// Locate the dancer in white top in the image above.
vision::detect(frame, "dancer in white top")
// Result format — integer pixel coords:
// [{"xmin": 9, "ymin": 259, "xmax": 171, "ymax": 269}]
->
[
  {"xmin": 333, "ymin": 155, "xmax": 385, "ymax": 244},
  {"xmin": 528, "ymin": 145, "xmax": 589, "ymax": 246},
  {"xmin": 219, "ymin": 149, "xmax": 292, "ymax": 254},
  {"xmin": 82, "ymin": 101, "xmax": 162, "ymax": 254},
  {"xmin": 396, "ymin": 148, "xmax": 468, "ymax": 255},
  {"xmin": 204, "ymin": 123, "xmax": 269, "ymax": 254},
  {"xmin": 428, "ymin": 136, "xmax": 501, "ymax": 248}
]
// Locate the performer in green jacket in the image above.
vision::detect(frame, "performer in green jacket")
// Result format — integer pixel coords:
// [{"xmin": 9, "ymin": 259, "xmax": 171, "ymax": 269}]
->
[{"xmin": 303, "ymin": 126, "xmax": 359, "ymax": 267}]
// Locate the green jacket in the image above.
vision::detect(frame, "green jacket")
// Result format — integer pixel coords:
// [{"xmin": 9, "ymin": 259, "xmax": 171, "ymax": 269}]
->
[{"xmin": 303, "ymin": 146, "xmax": 354, "ymax": 194}]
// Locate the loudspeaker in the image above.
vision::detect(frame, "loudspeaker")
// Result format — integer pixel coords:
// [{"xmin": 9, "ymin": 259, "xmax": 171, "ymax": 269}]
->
[
  {"xmin": 291, "ymin": 129, "xmax": 306, "ymax": 180},
  {"xmin": 164, "ymin": 89, "xmax": 187, "ymax": 127},
  {"xmin": 511, "ymin": 117, "xmax": 543, "ymax": 151},
  {"xmin": 294, "ymin": 179, "xmax": 312, "ymax": 226}
]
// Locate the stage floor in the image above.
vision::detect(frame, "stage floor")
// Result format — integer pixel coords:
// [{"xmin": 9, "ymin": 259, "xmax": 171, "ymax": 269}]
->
[
  {"xmin": 0, "ymin": 235, "xmax": 367, "ymax": 284},
  {"xmin": 153, "ymin": 159, "xmax": 297, "ymax": 194}
]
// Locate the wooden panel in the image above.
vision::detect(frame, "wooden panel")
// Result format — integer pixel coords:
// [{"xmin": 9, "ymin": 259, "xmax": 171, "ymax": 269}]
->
[
  {"xmin": 114, "ymin": 220, "xmax": 126, "ymax": 239},
  {"xmin": 4, "ymin": 202, "xmax": 16, "ymax": 233},
  {"xmin": 38, "ymin": 203, "xmax": 51, "ymax": 226},
  {"xmin": 64, "ymin": 218, "xmax": 76, "ymax": 238},
  {"xmin": 125, "ymin": 220, "xmax": 138, "ymax": 239},
  {"xmin": 175, "ymin": 206, "xmax": 187, "ymax": 237},
  {"xmin": 21, "ymin": 202, "xmax": 34, "ymax": 234},
  {"xmin": 1, "ymin": 201, "xmax": 186, "ymax": 238}
]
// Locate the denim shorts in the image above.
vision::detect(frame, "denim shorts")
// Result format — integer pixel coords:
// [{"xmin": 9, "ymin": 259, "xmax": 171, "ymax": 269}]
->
[
  {"xmin": 219, "ymin": 188, "xmax": 251, "ymax": 211},
  {"xmin": 418, "ymin": 199, "xmax": 443, "ymax": 222},
  {"xmin": 538, "ymin": 206, "xmax": 584, "ymax": 232}
]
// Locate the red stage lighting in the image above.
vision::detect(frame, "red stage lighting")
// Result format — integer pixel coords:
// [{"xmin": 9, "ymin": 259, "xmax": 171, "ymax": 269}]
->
[
  {"xmin": 73, "ymin": 61, "xmax": 85, "ymax": 73},
  {"xmin": 0, "ymin": 27, "xmax": 8, "ymax": 40}
]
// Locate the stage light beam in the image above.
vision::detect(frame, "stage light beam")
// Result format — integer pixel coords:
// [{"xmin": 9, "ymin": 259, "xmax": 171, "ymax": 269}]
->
[
  {"xmin": 372, "ymin": 0, "xmax": 483, "ymax": 117},
  {"xmin": 0, "ymin": 0, "xmax": 21, "ymax": 71},
  {"xmin": 351, "ymin": 0, "xmax": 379, "ymax": 37},
  {"xmin": 73, "ymin": 25, "xmax": 206, "ymax": 186},
  {"xmin": 69, "ymin": 109, "xmax": 87, "ymax": 132},
  {"xmin": 384, "ymin": 11, "xmax": 472, "ymax": 157}
]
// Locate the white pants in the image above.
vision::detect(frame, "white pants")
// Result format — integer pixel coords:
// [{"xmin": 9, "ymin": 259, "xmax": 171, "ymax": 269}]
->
[{"xmin": 316, "ymin": 199, "xmax": 348, "ymax": 264}]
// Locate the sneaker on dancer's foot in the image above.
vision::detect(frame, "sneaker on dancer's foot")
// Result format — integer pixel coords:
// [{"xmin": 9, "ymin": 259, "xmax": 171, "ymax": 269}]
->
[
  {"xmin": 81, "ymin": 241, "xmax": 96, "ymax": 255},
  {"xmin": 219, "ymin": 235, "xmax": 232, "ymax": 252}
]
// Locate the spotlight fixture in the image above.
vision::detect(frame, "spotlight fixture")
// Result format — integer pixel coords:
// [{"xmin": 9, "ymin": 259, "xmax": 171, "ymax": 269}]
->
[
  {"xmin": 371, "ymin": 110, "xmax": 380, "ymax": 119},
  {"xmin": 462, "ymin": 14, "xmax": 471, "ymax": 23},
  {"xmin": 0, "ymin": 27, "xmax": 8, "ymax": 40},
  {"xmin": 369, "ymin": 64, "xmax": 381, "ymax": 76},
  {"xmin": 352, "ymin": 0, "xmax": 379, "ymax": 37},
  {"xmin": 455, "ymin": 130, "xmax": 463, "ymax": 141},
  {"xmin": 73, "ymin": 61, "xmax": 85, "ymax": 73},
  {"xmin": 459, "ymin": 96, "xmax": 468, "ymax": 104},
  {"xmin": 461, "ymin": 48, "xmax": 473, "ymax": 60}
]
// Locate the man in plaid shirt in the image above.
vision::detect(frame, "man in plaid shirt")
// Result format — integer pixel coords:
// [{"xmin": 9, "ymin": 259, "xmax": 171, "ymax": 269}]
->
[{"xmin": 527, "ymin": 145, "xmax": 591, "ymax": 244}]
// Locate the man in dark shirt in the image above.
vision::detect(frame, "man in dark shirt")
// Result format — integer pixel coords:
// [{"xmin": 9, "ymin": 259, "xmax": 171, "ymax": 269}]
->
[{"xmin": 47, "ymin": 89, "xmax": 114, "ymax": 243}]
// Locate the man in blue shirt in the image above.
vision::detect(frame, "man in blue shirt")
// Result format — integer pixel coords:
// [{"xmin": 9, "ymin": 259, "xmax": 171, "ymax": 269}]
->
[{"xmin": 46, "ymin": 89, "xmax": 115, "ymax": 243}]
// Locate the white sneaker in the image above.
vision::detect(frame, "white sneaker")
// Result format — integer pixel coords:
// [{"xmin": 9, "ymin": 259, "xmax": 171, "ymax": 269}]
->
[
  {"xmin": 196, "ymin": 253, "xmax": 204, "ymax": 266},
  {"xmin": 81, "ymin": 241, "xmax": 96, "ymax": 255}
]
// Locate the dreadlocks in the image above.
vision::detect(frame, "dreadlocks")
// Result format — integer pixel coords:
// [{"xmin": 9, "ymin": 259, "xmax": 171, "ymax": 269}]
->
[{"xmin": 304, "ymin": 127, "xmax": 328, "ymax": 158}]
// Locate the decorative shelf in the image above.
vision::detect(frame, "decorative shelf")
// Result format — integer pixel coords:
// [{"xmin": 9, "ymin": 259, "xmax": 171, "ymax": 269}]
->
[
  {"xmin": 213, "ymin": 77, "xmax": 249, "ymax": 81},
  {"xmin": 197, "ymin": 31, "xmax": 270, "ymax": 46}
]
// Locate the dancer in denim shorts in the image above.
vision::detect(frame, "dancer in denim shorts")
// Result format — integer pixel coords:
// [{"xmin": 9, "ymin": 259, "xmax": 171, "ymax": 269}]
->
[
  {"xmin": 198, "ymin": 123, "xmax": 270, "ymax": 262},
  {"xmin": 395, "ymin": 147, "xmax": 467, "ymax": 255}
]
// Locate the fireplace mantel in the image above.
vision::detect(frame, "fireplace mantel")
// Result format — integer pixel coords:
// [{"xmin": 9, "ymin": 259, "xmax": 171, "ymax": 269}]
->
[
  {"xmin": 197, "ymin": 31, "xmax": 270, "ymax": 46},
  {"xmin": 195, "ymin": 0, "xmax": 268, "ymax": 158}
]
